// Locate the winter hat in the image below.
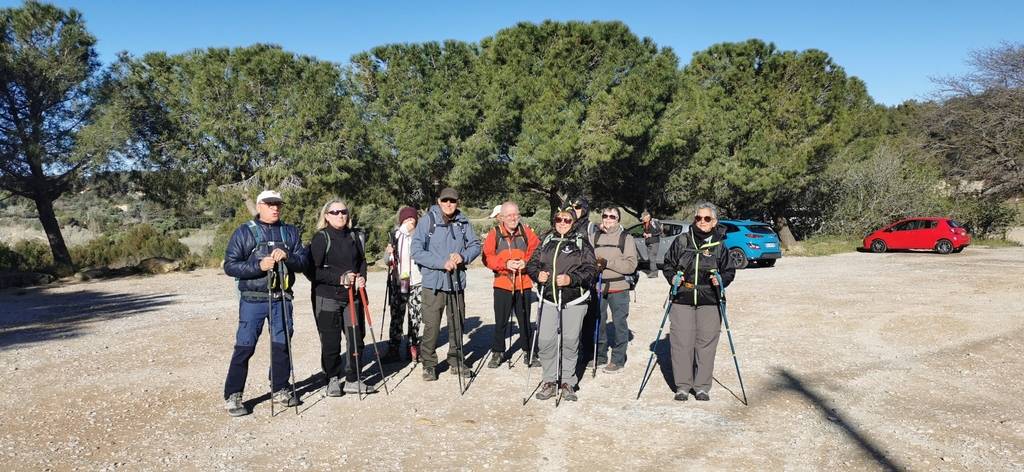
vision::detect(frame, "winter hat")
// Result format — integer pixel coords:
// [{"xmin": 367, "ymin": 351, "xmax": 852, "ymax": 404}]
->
[{"xmin": 397, "ymin": 206, "xmax": 418, "ymax": 224}]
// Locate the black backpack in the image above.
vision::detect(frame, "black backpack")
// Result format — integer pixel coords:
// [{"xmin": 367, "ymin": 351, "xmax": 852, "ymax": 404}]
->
[{"xmin": 303, "ymin": 228, "xmax": 366, "ymax": 283}]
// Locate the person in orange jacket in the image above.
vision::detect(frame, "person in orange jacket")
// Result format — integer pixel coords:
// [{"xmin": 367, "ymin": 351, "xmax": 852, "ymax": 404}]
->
[{"xmin": 482, "ymin": 201, "xmax": 541, "ymax": 368}]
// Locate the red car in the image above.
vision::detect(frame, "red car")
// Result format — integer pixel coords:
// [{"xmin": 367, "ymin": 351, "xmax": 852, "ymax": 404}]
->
[{"xmin": 863, "ymin": 217, "xmax": 971, "ymax": 254}]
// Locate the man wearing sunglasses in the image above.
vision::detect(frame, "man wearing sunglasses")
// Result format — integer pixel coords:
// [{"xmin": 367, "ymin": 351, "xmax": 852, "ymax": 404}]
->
[
  {"xmin": 222, "ymin": 190, "xmax": 309, "ymax": 416},
  {"xmin": 411, "ymin": 187, "xmax": 482, "ymax": 381},
  {"xmin": 660, "ymin": 202, "xmax": 735, "ymax": 402},
  {"xmin": 591, "ymin": 207, "xmax": 638, "ymax": 373}
]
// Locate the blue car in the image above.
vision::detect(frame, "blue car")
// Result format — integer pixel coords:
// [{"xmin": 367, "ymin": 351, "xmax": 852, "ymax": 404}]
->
[{"xmin": 719, "ymin": 219, "xmax": 782, "ymax": 269}]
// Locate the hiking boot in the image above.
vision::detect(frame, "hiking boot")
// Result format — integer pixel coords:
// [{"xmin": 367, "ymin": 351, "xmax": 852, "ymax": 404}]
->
[
  {"xmin": 422, "ymin": 366, "xmax": 436, "ymax": 381},
  {"xmin": 382, "ymin": 345, "xmax": 402, "ymax": 364},
  {"xmin": 343, "ymin": 379, "xmax": 377, "ymax": 394},
  {"xmin": 449, "ymin": 362, "xmax": 473, "ymax": 378},
  {"xmin": 529, "ymin": 357, "xmax": 541, "ymax": 368},
  {"xmin": 694, "ymin": 390, "xmax": 710, "ymax": 401},
  {"xmin": 603, "ymin": 363, "xmax": 623, "ymax": 373},
  {"xmin": 594, "ymin": 356, "xmax": 608, "ymax": 366},
  {"xmin": 535, "ymin": 382, "xmax": 557, "ymax": 400},
  {"xmin": 487, "ymin": 353, "xmax": 504, "ymax": 369},
  {"xmin": 674, "ymin": 391, "xmax": 688, "ymax": 401},
  {"xmin": 225, "ymin": 392, "xmax": 248, "ymax": 417},
  {"xmin": 647, "ymin": 271, "xmax": 659, "ymax": 278},
  {"xmin": 272, "ymin": 388, "xmax": 299, "ymax": 407},
  {"xmin": 325, "ymin": 376, "xmax": 343, "ymax": 397},
  {"xmin": 560, "ymin": 383, "xmax": 578, "ymax": 402}
]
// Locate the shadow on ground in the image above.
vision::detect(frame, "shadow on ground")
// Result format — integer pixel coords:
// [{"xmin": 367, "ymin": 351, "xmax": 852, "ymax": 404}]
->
[{"xmin": 0, "ymin": 289, "xmax": 177, "ymax": 351}]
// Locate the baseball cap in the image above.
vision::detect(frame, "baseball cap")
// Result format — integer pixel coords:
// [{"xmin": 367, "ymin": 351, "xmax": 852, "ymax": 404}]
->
[
  {"xmin": 256, "ymin": 190, "xmax": 284, "ymax": 204},
  {"xmin": 488, "ymin": 205, "xmax": 502, "ymax": 218},
  {"xmin": 438, "ymin": 187, "xmax": 459, "ymax": 201}
]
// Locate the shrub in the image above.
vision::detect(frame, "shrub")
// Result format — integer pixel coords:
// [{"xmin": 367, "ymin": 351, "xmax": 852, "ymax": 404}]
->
[
  {"xmin": 13, "ymin": 240, "xmax": 53, "ymax": 272},
  {"xmin": 0, "ymin": 241, "xmax": 23, "ymax": 270},
  {"xmin": 70, "ymin": 224, "xmax": 190, "ymax": 269}
]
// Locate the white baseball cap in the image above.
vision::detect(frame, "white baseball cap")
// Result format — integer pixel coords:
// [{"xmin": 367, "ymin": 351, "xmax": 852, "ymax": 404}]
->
[
  {"xmin": 488, "ymin": 205, "xmax": 502, "ymax": 218},
  {"xmin": 256, "ymin": 190, "xmax": 284, "ymax": 204}
]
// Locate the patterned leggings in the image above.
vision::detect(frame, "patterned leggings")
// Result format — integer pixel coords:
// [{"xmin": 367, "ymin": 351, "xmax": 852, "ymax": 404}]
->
[{"xmin": 388, "ymin": 283, "xmax": 423, "ymax": 347}]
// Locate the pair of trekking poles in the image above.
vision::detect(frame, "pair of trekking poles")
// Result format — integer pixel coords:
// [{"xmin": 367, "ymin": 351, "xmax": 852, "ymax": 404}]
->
[
  {"xmin": 636, "ymin": 270, "xmax": 747, "ymax": 404},
  {"xmin": 344, "ymin": 280, "xmax": 390, "ymax": 399}
]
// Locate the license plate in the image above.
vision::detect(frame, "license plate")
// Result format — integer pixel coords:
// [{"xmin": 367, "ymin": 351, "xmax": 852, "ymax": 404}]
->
[{"xmin": 765, "ymin": 243, "xmax": 777, "ymax": 248}]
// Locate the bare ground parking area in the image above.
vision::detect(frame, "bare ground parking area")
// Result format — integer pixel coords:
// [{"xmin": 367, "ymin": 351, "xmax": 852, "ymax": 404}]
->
[{"xmin": 2, "ymin": 248, "xmax": 1023, "ymax": 471}]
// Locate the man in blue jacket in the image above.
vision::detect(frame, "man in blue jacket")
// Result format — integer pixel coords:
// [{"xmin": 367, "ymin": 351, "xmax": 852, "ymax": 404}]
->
[
  {"xmin": 222, "ymin": 190, "xmax": 309, "ymax": 417},
  {"xmin": 411, "ymin": 187, "xmax": 482, "ymax": 381}
]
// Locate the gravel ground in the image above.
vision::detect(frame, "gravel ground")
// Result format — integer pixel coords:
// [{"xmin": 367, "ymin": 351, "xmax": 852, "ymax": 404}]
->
[{"xmin": 2, "ymin": 248, "xmax": 1023, "ymax": 471}]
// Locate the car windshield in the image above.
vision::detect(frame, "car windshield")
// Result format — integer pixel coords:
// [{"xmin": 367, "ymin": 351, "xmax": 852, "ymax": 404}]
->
[{"xmin": 747, "ymin": 225, "xmax": 776, "ymax": 235}]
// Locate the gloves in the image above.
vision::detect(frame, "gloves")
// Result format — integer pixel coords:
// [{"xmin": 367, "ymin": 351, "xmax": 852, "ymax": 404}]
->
[{"xmin": 596, "ymin": 257, "xmax": 607, "ymax": 271}]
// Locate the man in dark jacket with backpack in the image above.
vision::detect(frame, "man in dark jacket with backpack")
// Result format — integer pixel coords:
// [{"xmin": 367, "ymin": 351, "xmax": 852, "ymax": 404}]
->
[
  {"xmin": 222, "ymin": 190, "xmax": 309, "ymax": 417},
  {"xmin": 591, "ymin": 207, "xmax": 638, "ymax": 372}
]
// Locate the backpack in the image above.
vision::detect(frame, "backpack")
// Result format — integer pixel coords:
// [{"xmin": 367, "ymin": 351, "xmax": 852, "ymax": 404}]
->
[
  {"xmin": 302, "ymin": 227, "xmax": 366, "ymax": 283},
  {"xmin": 594, "ymin": 230, "xmax": 641, "ymax": 291},
  {"xmin": 422, "ymin": 210, "xmax": 469, "ymax": 251},
  {"xmin": 240, "ymin": 220, "xmax": 292, "ymax": 289},
  {"xmin": 492, "ymin": 223, "xmax": 529, "ymax": 254}
]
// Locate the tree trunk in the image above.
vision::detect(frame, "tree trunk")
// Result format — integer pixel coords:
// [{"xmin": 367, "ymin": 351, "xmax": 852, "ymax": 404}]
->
[
  {"xmin": 33, "ymin": 195, "xmax": 74, "ymax": 275},
  {"xmin": 773, "ymin": 215, "xmax": 799, "ymax": 250}
]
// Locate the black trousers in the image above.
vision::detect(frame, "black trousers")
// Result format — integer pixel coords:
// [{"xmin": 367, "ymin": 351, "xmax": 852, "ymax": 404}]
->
[
  {"xmin": 491, "ymin": 287, "xmax": 532, "ymax": 354},
  {"xmin": 315, "ymin": 295, "xmax": 365, "ymax": 382}
]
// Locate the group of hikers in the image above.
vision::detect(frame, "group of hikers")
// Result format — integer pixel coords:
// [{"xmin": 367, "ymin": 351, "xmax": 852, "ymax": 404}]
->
[{"xmin": 221, "ymin": 187, "xmax": 736, "ymax": 417}]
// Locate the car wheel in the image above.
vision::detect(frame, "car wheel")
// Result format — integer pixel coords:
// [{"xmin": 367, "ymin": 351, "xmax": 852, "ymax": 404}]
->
[
  {"xmin": 761, "ymin": 259, "xmax": 777, "ymax": 267},
  {"xmin": 870, "ymin": 239, "xmax": 887, "ymax": 253},
  {"xmin": 729, "ymin": 248, "xmax": 748, "ymax": 269},
  {"xmin": 935, "ymin": 239, "xmax": 953, "ymax": 254}
]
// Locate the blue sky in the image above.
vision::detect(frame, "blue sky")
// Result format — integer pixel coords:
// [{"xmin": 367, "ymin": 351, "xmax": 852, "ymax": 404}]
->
[{"xmin": 4, "ymin": 0, "xmax": 1021, "ymax": 105}]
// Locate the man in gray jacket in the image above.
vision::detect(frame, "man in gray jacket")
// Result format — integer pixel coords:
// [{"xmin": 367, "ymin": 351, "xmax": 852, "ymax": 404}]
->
[
  {"xmin": 411, "ymin": 187, "xmax": 482, "ymax": 381},
  {"xmin": 591, "ymin": 207, "xmax": 638, "ymax": 373}
]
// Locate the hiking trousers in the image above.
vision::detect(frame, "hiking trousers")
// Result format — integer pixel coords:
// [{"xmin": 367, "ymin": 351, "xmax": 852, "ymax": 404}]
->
[
  {"xmin": 419, "ymin": 288, "xmax": 467, "ymax": 369},
  {"xmin": 669, "ymin": 304, "xmax": 721, "ymax": 393},
  {"xmin": 224, "ymin": 297, "xmax": 294, "ymax": 399}
]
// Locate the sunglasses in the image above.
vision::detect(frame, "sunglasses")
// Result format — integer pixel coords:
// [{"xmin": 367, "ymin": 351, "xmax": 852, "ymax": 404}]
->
[
  {"xmin": 553, "ymin": 216, "xmax": 573, "ymax": 224},
  {"xmin": 261, "ymin": 202, "xmax": 283, "ymax": 208},
  {"xmin": 327, "ymin": 209, "xmax": 348, "ymax": 216},
  {"xmin": 572, "ymin": 204, "xmax": 583, "ymax": 210},
  {"xmin": 440, "ymin": 198, "xmax": 458, "ymax": 204},
  {"xmin": 694, "ymin": 215, "xmax": 715, "ymax": 223},
  {"xmin": 601, "ymin": 214, "xmax": 618, "ymax": 220}
]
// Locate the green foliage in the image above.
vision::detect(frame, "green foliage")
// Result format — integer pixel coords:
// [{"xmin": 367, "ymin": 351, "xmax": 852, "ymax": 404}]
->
[
  {"xmin": 12, "ymin": 240, "xmax": 54, "ymax": 272},
  {"xmin": 665, "ymin": 40, "xmax": 875, "ymax": 223},
  {"xmin": 0, "ymin": 242, "xmax": 18, "ymax": 270},
  {"xmin": 70, "ymin": 224, "xmax": 189, "ymax": 269},
  {"xmin": 784, "ymin": 236, "xmax": 860, "ymax": 257},
  {"xmin": 944, "ymin": 195, "xmax": 1017, "ymax": 238}
]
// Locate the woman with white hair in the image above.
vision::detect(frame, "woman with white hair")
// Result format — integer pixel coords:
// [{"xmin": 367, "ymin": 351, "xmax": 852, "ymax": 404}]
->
[{"xmin": 661, "ymin": 202, "xmax": 735, "ymax": 402}]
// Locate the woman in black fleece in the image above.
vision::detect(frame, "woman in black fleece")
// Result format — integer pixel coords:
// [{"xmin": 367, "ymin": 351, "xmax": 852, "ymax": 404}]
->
[{"xmin": 310, "ymin": 199, "xmax": 375, "ymax": 396}]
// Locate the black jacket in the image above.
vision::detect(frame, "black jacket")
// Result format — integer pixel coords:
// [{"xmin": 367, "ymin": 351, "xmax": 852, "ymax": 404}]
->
[
  {"xmin": 310, "ymin": 227, "xmax": 367, "ymax": 300},
  {"xmin": 642, "ymin": 219, "xmax": 663, "ymax": 244},
  {"xmin": 661, "ymin": 224, "xmax": 735, "ymax": 306},
  {"xmin": 526, "ymin": 230, "xmax": 597, "ymax": 307},
  {"xmin": 224, "ymin": 219, "xmax": 308, "ymax": 300}
]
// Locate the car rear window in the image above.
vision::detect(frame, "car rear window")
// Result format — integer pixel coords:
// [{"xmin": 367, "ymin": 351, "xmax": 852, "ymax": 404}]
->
[
  {"xmin": 948, "ymin": 220, "xmax": 962, "ymax": 228},
  {"xmin": 747, "ymin": 225, "xmax": 776, "ymax": 235},
  {"xmin": 722, "ymin": 223, "xmax": 739, "ymax": 233}
]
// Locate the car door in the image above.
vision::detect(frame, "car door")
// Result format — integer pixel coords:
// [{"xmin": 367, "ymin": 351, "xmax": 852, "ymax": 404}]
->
[
  {"xmin": 908, "ymin": 219, "xmax": 939, "ymax": 249},
  {"xmin": 656, "ymin": 223, "xmax": 685, "ymax": 264},
  {"xmin": 886, "ymin": 220, "xmax": 918, "ymax": 249}
]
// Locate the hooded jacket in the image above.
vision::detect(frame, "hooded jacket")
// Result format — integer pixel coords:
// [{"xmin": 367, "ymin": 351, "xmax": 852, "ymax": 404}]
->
[
  {"xmin": 526, "ymin": 228, "xmax": 597, "ymax": 307},
  {"xmin": 411, "ymin": 204, "xmax": 482, "ymax": 291},
  {"xmin": 224, "ymin": 219, "xmax": 309, "ymax": 300},
  {"xmin": 661, "ymin": 224, "xmax": 735, "ymax": 306}
]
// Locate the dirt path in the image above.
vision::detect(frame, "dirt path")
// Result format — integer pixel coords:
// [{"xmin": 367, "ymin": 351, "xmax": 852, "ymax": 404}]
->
[{"xmin": 2, "ymin": 248, "xmax": 1023, "ymax": 471}]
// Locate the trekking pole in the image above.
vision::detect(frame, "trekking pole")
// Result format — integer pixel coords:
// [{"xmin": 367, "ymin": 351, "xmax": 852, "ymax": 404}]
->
[
  {"xmin": 636, "ymin": 272, "xmax": 682, "ymax": 400},
  {"xmin": 359, "ymin": 284, "xmax": 390, "ymax": 395},
  {"xmin": 379, "ymin": 263, "xmax": 393, "ymax": 341},
  {"xmin": 267, "ymin": 267, "xmax": 277, "ymax": 416},
  {"xmin": 447, "ymin": 270, "xmax": 467, "ymax": 395},
  {"xmin": 592, "ymin": 274, "xmax": 603, "ymax": 378},
  {"xmin": 554, "ymin": 296, "xmax": 565, "ymax": 407},
  {"xmin": 505, "ymin": 269, "xmax": 518, "ymax": 370},
  {"xmin": 522, "ymin": 285, "xmax": 545, "ymax": 405},
  {"xmin": 277, "ymin": 261, "xmax": 299, "ymax": 414},
  {"xmin": 713, "ymin": 271, "xmax": 747, "ymax": 405},
  {"xmin": 346, "ymin": 284, "xmax": 365, "ymax": 400}
]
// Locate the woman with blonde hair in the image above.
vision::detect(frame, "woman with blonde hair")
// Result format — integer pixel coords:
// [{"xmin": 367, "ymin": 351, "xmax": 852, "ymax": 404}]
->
[{"xmin": 309, "ymin": 199, "xmax": 375, "ymax": 396}]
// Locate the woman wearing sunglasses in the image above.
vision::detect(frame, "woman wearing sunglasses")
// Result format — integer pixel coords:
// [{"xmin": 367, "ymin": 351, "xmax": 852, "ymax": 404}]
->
[
  {"xmin": 661, "ymin": 202, "xmax": 735, "ymax": 402},
  {"xmin": 525, "ymin": 208, "xmax": 597, "ymax": 401},
  {"xmin": 309, "ymin": 199, "xmax": 376, "ymax": 397}
]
